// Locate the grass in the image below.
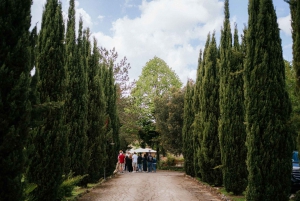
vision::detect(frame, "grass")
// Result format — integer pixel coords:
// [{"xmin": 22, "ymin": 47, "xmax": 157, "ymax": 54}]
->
[
  {"xmin": 64, "ymin": 179, "xmax": 106, "ymax": 201},
  {"xmin": 218, "ymin": 188, "xmax": 245, "ymax": 201}
]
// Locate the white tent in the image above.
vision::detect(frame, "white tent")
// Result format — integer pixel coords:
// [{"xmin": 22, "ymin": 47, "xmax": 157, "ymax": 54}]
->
[{"xmin": 133, "ymin": 148, "xmax": 156, "ymax": 153}]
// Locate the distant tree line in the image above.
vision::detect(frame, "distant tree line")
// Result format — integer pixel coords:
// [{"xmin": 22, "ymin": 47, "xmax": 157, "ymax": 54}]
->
[{"xmin": 0, "ymin": 0, "xmax": 129, "ymax": 200}]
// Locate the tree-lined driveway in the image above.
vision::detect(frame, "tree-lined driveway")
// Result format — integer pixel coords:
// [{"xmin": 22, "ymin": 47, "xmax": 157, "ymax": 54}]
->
[{"xmin": 78, "ymin": 171, "xmax": 221, "ymax": 201}]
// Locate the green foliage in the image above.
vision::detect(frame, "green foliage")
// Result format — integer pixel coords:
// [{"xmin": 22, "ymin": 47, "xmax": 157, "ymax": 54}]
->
[
  {"xmin": 66, "ymin": 12, "xmax": 90, "ymax": 179},
  {"xmin": 218, "ymin": 1, "xmax": 247, "ymax": 195},
  {"xmin": 192, "ymin": 49, "xmax": 205, "ymax": 178},
  {"xmin": 245, "ymin": 0, "xmax": 293, "ymax": 200},
  {"xmin": 154, "ymin": 87, "xmax": 185, "ymax": 155},
  {"xmin": 57, "ymin": 173, "xmax": 88, "ymax": 200},
  {"xmin": 292, "ymin": 191, "xmax": 300, "ymax": 201},
  {"xmin": 285, "ymin": 60, "xmax": 300, "ymax": 149},
  {"xmin": 101, "ymin": 63, "xmax": 119, "ymax": 176},
  {"xmin": 197, "ymin": 33, "xmax": 222, "ymax": 186},
  {"xmin": 24, "ymin": 183, "xmax": 37, "ymax": 199},
  {"xmin": 0, "ymin": 0, "xmax": 32, "ymax": 200},
  {"xmin": 182, "ymin": 80, "xmax": 195, "ymax": 177},
  {"xmin": 86, "ymin": 37, "xmax": 106, "ymax": 183},
  {"xmin": 26, "ymin": 1, "xmax": 69, "ymax": 200},
  {"xmin": 131, "ymin": 56, "xmax": 182, "ymax": 147}
]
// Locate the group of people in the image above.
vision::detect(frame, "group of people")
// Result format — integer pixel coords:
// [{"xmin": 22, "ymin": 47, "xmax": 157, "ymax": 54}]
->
[{"xmin": 118, "ymin": 150, "xmax": 157, "ymax": 173}]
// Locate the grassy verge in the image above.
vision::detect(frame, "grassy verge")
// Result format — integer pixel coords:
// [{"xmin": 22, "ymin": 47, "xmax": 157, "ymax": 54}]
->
[
  {"xmin": 64, "ymin": 178, "xmax": 109, "ymax": 200},
  {"xmin": 218, "ymin": 188, "xmax": 245, "ymax": 201}
]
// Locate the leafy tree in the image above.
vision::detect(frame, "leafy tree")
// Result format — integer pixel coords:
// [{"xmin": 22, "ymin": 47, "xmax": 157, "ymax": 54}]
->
[
  {"xmin": 197, "ymin": 32, "xmax": 222, "ymax": 186},
  {"xmin": 284, "ymin": 0, "xmax": 300, "ymax": 94},
  {"xmin": 98, "ymin": 47, "xmax": 134, "ymax": 151},
  {"xmin": 284, "ymin": 60, "xmax": 300, "ymax": 149},
  {"xmin": 245, "ymin": 0, "xmax": 293, "ymax": 200},
  {"xmin": 27, "ymin": 0, "xmax": 68, "ymax": 200},
  {"xmin": 131, "ymin": 56, "xmax": 182, "ymax": 146},
  {"xmin": 218, "ymin": 0, "xmax": 247, "ymax": 195},
  {"xmin": 182, "ymin": 80, "xmax": 195, "ymax": 176},
  {"xmin": 0, "ymin": 0, "xmax": 32, "ymax": 200},
  {"xmin": 154, "ymin": 87, "xmax": 184, "ymax": 155}
]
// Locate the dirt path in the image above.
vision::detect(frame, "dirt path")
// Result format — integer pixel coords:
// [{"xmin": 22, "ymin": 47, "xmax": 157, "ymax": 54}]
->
[{"xmin": 77, "ymin": 171, "xmax": 222, "ymax": 201}]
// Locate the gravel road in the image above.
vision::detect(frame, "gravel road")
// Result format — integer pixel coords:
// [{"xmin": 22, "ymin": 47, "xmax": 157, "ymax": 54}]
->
[{"xmin": 77, "ymin": 170, "xmax": 222, "ymax": 201}]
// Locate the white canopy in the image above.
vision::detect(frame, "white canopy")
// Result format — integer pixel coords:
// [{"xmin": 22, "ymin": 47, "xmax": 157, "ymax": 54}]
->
[{"xmin": 132, "ymin": 148, "xmax": 157, "ymax": 153}]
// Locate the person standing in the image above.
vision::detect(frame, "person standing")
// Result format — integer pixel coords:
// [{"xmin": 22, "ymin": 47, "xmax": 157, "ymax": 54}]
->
[
  {"xmin": 137, "ymin": 153, "xmax": 143, "ymax": 172},
  {"xmin": 143, "ymin": 153, "xmax": 148, "ymax": 172},
  {"xmin": 152, "ymin": 155, "xmax": 157, "ymax": 173},
  {"xmin": 118, "ymin": 151, "xmax": 125, "ymax": 173},
  {"xmin": 124, "ymin": 151, "xmax": 129, "ymax": 172},
  {"xmin": 132, "ymin": 152, "xmax": 138, "ymax": 172},
  {"xmin": 147, "ymin": 152, "xmax": 153, "ymax": 173},
  {"xmin": 127, "ymin": 153, "xmax": 133, "ymax": 172}
]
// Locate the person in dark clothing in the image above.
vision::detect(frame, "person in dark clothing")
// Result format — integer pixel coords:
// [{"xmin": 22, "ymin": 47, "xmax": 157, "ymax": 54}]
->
[
  {"xmin": 127, "ymin": 154, "xmax": 133, "ymax": 172},
  {"xmin": 147, "ymin": 152, "xmax": 153, "ymax": 172},
  {"xmin": 143, "ymin": 153, "xmax": 148, "ymax": 172},
  {"xmin": 125, "ymin": 152, "xmax": 129, "ymax": 171},
  {"xmin": 137, "ymin": 153, "xmax": 143, "ymax": 172}
]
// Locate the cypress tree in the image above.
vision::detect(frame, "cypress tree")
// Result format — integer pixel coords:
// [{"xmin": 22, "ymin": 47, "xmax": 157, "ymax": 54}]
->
[
  {"xmin": 218, "ymin": 0, "xmax": 247, "ymax": 195},
  {"xmin": 65, "ymin": 0, "xmax": 89, "ymax": 177},
  {"xmin": 198, "ymin": 32, "xmax": 222, "ymax": 186},
  {"xmin": 64, "ymin": 0, "xmax": 75, "ymax": 174},
  {"xmin": 101, "ymin": 63, "xmax": 119, "ymax": 176},
  {"xmin": 193, "ymin": 46, "xmax": 207, "ymax": 178},
  {"xmin": 245, "ymin": 0, "xmax": 292, "ymax": 200},
  {"xmin": 27, "ymin": 0, "xmax": 68, "ymax": 200},
  {"xmin": 86, "ymin": 38, "xmax": 106, "ymax": 182},
  {"xmin": 74, "ymin": 17, "xmax": 89, "ymax": 178},
  {"xmin": 182, "ymin": 80, "xmax": 195, "ymax": 176},
  {"xmin": 0, "ymin": 0, "xmax": 32, "ymax": 200}
]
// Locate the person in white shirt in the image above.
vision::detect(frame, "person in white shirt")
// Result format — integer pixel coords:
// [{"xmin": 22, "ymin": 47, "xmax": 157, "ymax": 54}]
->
[{"xmin": 132, "ymin": 152, "xmax": 138, "ymax": 172}]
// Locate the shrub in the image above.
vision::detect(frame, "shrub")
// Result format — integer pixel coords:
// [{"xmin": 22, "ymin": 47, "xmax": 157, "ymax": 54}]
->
[{"xmin": 57, "ymin": 173, "xmax": 88, "ymax": 200}]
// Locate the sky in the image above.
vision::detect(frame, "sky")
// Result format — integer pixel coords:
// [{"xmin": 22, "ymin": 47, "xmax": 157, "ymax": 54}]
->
[{"xmin": 31, "ymin": 0, "xmax": 292, "ymax": 84}]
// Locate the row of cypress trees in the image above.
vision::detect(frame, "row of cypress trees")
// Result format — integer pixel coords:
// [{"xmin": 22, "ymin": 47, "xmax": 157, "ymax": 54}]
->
[
  {"xmin": 182, "ymin": 0, "xmax": 293, "ymax": 200},
  {"xmin": 0, "ymin": 0, "xmax": 120, "ymax": 200}
]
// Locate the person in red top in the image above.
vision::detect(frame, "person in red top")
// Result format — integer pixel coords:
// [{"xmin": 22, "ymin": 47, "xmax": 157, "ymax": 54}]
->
[{"xmin": 118, "ymin": 150, "xmax": 125, "ymax": 173}]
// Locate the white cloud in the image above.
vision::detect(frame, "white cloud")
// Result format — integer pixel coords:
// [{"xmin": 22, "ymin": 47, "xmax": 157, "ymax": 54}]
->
[
  {"xmin": 98, "ymin": 15, "xmax": 105, "ymax": 21},
  {"xmin": 93, "ymin": 0, "xmax": 223, "ymax": 83},
  {"xmin": 278, "ymin": 14, "xmax": 291, "ymax": 36},
  {"xmin": 75, "ymin": 1, "xmax": 93, "ymax": 29}
]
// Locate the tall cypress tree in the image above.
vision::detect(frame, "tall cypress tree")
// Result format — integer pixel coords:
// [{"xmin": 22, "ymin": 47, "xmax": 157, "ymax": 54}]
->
[
  {"xmin": 193, "ymin": 46, "xmax": 207, "ymax": 178},
  {"xmin": 65, "ymin": 0, "xmax": 89, "ymax": 177},
  {"xmin": 182, "ymin": 80, "xmax": 195, "ymax": 176},
  {"xmin": 198, "ymin": 32, "xmax": 222, "ymax": 186},
  {"xmin": 102, "ymin": 64, "xmax": 119, "ymax": 176},
  {"xmin": 86, "ymin": 38, "xmax": 106, "ymax": 182},
  {"xmin": 219, "ymin": 0, "xmax": 247, "ymax": 195},
  {"xmin": 0, "ymin": 0, "xmax": 32, "ymax": 200},
  {"xmin": 74, "ymin": 17, "xmax": 89, "ymax": 178},
  {"xmin": 27, "ymin": 0, "xmax": 68, "ymax": 200},
  {"xmin": 64, "ymin": 0, "xmax": 75, "ymax": 174},
  {"xmin": 245, "ymin": 0, "xmax": 292, "ymax": 200}
]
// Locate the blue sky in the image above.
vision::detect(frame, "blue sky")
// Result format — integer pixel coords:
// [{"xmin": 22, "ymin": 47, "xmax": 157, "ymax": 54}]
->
[{"xmin": 31, "ymin": 0, "xmax": 292, "ymax": 84}]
